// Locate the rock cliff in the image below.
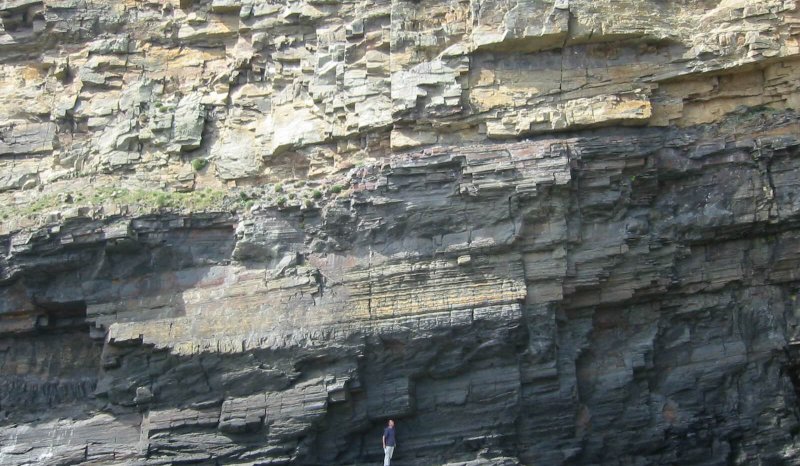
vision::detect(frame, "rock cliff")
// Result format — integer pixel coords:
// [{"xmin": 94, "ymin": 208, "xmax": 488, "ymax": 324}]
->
[{"xmin": 2, "ymin": 0, "xmax": 800, "ymax": 464}]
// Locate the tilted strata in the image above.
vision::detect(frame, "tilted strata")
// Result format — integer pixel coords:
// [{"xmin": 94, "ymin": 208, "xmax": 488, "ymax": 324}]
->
[{"xmin": 1, "ymin": 0, "xmax": 800, "ymax": 465}]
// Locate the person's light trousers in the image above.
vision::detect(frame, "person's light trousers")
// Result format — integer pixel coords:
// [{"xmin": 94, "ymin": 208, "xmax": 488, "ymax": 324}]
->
[{"xmin": 383, "ymin": 445, "xmax": 395, "ymax": 466}]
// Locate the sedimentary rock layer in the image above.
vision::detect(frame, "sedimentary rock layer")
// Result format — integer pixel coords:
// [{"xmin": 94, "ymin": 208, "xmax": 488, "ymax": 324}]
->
[{"xmin": 1, "ymin": 0, "xmax": 800, "ymax": 465}]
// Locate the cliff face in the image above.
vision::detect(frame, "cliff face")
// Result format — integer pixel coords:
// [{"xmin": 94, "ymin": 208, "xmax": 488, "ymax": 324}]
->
[{"xmin": 2, "ymin": 1, "xmax": 800, "ymax": 465}]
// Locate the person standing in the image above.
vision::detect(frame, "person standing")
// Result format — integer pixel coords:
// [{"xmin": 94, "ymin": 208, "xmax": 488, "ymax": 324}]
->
[{"xmin": 382, "ymin": 419, "xmax": 396, "ymax": 466}]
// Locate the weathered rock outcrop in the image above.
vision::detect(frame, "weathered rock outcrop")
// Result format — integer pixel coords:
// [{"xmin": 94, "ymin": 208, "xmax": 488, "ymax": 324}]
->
[{"xmin": 2, "ymin": 0, "xmax": 800, "ymax": 465}]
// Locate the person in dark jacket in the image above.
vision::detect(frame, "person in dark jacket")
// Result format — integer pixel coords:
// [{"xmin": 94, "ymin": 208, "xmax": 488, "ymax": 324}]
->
[{"xmin": 382, "ymin": 419, "xmax": 396, "ymax": 466}]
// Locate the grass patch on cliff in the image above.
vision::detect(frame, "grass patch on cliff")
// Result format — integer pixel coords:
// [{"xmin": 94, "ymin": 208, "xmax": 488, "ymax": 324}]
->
[
  {"xmin": 89, "ymin": 187, "xmax": 226, "ymax": 211},
  {"xmin": 0, "ymin": 187, "xmax": 228, "ymax": 222},
  {"xmin": 191, "ymin": 158, "xmax": 208, "ymax": 171}
]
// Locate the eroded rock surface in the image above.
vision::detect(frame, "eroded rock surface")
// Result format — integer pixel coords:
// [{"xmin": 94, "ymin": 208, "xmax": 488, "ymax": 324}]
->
[{"xmin": 1, "ymin": 0, "xmax": 800, "ymax": 465}]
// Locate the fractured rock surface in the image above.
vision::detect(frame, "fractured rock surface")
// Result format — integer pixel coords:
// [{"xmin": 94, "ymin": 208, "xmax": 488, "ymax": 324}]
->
[{"xmin": 1, "ymin": 0, "xmax": 800, "ymax": 465}]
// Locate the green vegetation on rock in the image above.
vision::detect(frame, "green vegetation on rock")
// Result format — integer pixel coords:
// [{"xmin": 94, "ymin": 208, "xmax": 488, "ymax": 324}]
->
[
  {"xmin": 0, "ymin": 187, "xmax": 228, "ymax": 222},
  {"xmin": 191, "ymin": 158, "xmax": 208, "ymax": 171}
]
